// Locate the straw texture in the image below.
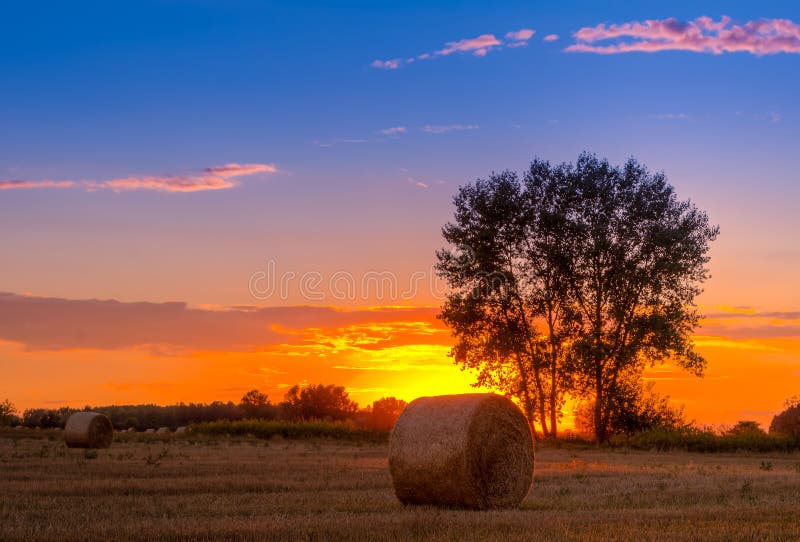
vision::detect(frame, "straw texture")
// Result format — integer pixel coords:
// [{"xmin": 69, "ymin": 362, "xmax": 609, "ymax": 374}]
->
[
  {"xmin": 64, "ymin": 412, "xmax": 113, "ymax": 449},
  {"xmin": 389, "ymin": 393, "xmax": 533, "ymax": 509}
]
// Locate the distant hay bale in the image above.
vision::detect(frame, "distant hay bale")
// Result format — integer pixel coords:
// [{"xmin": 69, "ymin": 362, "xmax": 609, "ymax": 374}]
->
[
  {"xmin": 769, "ymin": 405, "xmax": 800, "ymax": 437},
  {"xmin": 156, "ymin": 427, "xmax": 171, "ymax": 434},
  {"xmin": 144, "ymin": 428, "xmax": 155, "ymax": 434},
  {"xmin": 175, "ymin": 426, "xmax": 187, "ymax": 434},
  {"xmin": 389, "ymin": 393, "xmax": 534, "ymax": 510},
  {"xmin": 64, "ymin": 412, "xmax": 113, "ymax": 449}
]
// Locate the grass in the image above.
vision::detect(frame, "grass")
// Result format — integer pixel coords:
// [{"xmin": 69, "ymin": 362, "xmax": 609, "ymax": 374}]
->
[
  {"xmin": 2, "ymin": 428, "xmax": 800, "ymax": 541},
  {"xmin": 188, "ymin": 419, "xmax": 388, "ymax": 442},
  {"xmin": 608, "ymin": 427, "xmax": 800, "ymax": 452}
]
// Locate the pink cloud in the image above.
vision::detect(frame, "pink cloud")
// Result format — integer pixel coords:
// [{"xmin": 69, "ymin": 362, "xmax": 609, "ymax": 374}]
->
[
  {"xmin": 0, "ymin": 180, "xmax": 75, "ymax": 190},
  {"xmin": 0, "ymin": 163, "xmax": 276, "ymax": 193},
  {"xmin": 96, "ymin": 175, "xmax": 236, "ymax": 193},
  {"xmin": 544, "ymin": 34, "xmax": 559, "ymax": 42},
  {"xmin": 371, "ymin": 27, "xmax": 536, "ymax": 69},
  {"xmin": 567, "ymin": 16, "xmax": 800, "ymax": 55},
  {"xmin": 505, "ymin": 29, "xmax": 535, "ymax": 43},
  {"xmin": 436, "ymin": 33, "xmax": 502, "ymax": 56}
]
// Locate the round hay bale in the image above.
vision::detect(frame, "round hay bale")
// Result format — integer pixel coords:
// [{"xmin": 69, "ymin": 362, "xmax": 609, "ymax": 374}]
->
[
  {"xmin": 156, "ymin": 426, "xmax": 171, "ymax": 434},
  {"xmin": 64, "ymin": 412, "xmax": 113, "ymax": 449},
  {"xmin": 144, "ymin": 428, "xmax": 155, "ymax": 434},
  {"xmin": 389, "ymin": 393, "xmax": 533, "ymax": 509},
  {"xmin": 175, "ymin": 426, "xmax": 187, "ymax": 434}
]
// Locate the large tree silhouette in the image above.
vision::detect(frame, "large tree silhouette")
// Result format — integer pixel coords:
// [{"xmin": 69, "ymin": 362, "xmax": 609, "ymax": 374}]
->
[{"xmin": 437, "ymin": 153, "xmax": 718, "ymax": 442}]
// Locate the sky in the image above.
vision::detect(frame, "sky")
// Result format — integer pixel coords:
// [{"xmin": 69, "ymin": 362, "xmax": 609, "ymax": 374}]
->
[{"xmin": 2, "ymin": 0, "xmax": 800, "ymax": 429}]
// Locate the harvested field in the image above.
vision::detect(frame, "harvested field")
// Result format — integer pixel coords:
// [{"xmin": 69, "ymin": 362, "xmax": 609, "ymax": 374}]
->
[{"xmin": 2, "ymin": 430, "xmax": 800, "ymax": 541}]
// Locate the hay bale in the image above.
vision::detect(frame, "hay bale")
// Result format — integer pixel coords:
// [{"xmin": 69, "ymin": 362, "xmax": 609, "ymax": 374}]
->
[
  {"xmin": 769, "ymin": 405, "xmax": 800, "ymax": 437},
  {"xmin": 64, "ymin": 412, "xmax": 113, "ymax": 449},
  {"xmin": 389, "ymin": 393, "xmax": 533, "ymax": 509},
  {"xmin": 175, "ymin": 426, "xmax": 187, "ymax": 434},
  {"xmin": 144, "ymin": 428, "xmax": 155, "ymax": 434},
  {"xmin": 156, "ymin": 426, "xmax": 171, "ymax": 434}
]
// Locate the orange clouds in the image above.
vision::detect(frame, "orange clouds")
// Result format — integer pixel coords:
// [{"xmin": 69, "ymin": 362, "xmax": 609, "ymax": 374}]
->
[
  {"xmin": 3, "ymin": 291, "xmax": 800, "ymax": 429},
  {"xmin": 567, "ymin": 16, "xmax": 800, "ymax": 55},
  {"xmin": 0, "ymin": 163, "xmax": 276, "ymax": 193},
  {"xmin": 0, "ymin": 292, "xmax": 443, "ymax": 352}
]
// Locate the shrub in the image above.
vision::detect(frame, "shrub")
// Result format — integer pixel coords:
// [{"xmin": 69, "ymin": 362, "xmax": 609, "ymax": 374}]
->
[{"xmin": 188, "ymin": 419, "xmax": 386, "ymax": 442}]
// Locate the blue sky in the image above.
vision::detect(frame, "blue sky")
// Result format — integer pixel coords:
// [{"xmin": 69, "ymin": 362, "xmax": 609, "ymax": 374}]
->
[
  {"xmin": 3, "ymin": 1, "xmax": 800, "ymax": 420},
  {"xmin": 1, "ymin": 0, "xmax": 799, "ymax": 308}
]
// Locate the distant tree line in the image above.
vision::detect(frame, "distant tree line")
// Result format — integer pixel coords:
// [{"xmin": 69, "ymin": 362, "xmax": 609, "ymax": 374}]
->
[{"xmin": 0, "ymin": 385, "xmax": 407, "ymax": 432}]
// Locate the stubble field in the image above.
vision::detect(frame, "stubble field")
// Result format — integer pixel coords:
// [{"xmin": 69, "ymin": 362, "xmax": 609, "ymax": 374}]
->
[{"xmin": 1, "ymin": 430, "xmax": 799, "ymax": 541}]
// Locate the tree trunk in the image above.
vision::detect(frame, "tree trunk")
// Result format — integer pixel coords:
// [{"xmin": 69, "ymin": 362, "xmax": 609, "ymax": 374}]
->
[{"xmin": 594, "ymin": 373, "xmax": 606, "ymax": 443}]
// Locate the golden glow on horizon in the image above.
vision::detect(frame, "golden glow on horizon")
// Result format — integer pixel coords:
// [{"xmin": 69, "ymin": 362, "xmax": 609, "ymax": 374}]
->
[{"xmin": 1, "ymin": 304, "xmax": 799, "ymax": 431}]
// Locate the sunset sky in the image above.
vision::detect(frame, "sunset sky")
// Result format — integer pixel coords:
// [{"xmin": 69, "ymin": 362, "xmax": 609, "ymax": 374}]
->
[{"xmin": 2, "ymin": 1, "xmax": 800, "ymax": 429}]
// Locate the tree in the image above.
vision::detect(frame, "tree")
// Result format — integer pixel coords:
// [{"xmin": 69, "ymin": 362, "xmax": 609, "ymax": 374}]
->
[
  {"xmin": 769, "ymin": 397, "xmax": 800, "ymax": 437},
  {"xmin": 437, "ymin": 153, "xmax": 717, "ymax": 442},
  {"xmin": 239, "ymin": 389, "xmax": 272, "ymax": 419},
  {"xmin": 366, "ymin": 397, "xmax": 408, "ymax": 431},
  {"xmin": 282, "ymin": 384, "xmax": 359, "ymax": 422},
  {"xmin": 0, "ymin": 399, "xmax": 18, "ymax": 426},
  {"xmin": 725, "ymin": 420, "xmax": 765, "ymax": 437},
  {"xmin": 559, "ymin": 154, "xmax": 718, "ymax": 442},
  {"xmin": 437, "ymin": 169, "xmax": 581, "ymax": 439}
]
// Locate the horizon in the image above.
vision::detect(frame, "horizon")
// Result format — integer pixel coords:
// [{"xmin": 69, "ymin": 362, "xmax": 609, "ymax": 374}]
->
[{"xmin": 3, "ymin": 1, "xmax": 800, "ymax": 431}]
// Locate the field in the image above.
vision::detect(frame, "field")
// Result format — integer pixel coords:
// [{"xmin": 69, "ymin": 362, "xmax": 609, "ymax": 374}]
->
[{"xmin": 2, "ymin": 430, "xmax": 800, "ymax": 541}]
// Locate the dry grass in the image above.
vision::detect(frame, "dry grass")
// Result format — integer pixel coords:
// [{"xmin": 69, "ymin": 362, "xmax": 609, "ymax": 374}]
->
[{"xmin": 2, "ymin": 429, "xmax": 800, "ymax": 541}]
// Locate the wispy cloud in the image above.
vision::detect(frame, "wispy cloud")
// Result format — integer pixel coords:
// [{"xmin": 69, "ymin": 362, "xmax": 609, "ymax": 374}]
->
[
  {"xmin": 543, "ymin": 34, "xmax": 560, "ymax": 42},
  {"xmin": 652, "ymin": 113, "xmax": 690, "ymax": 120},
  {"xmin": 379, "ymin": 126, "xmax": 407, "ymax": 136},
  {"xmin": 421, "ymin": 124, "xmax": 479, "ymax": 134},
  {"xmin": 313, "ymin": 138, "xmax": 369, "ymax": 147},
  {"xmin": 0, "ymin": 163, "xmax": 276, "ymax": 193},
  {"xmin": 437, "ymin": 34, "xmax": 502, "ymax": 56},
  {"xmin": 371, "ymin": 59, "xmax": 402, "ymax": 69},
  {"xmin": 372, "ymin": 28, "xmax": 535, "ymax": 69},
  {"xmin": 567, "ymin": 16, "xmax": 800, "ymax": 55},
  {"xmin": 754, "ymin": 111, "xmax": 782, "ymax": 123},
  {"xmin": 0, "ymin": 180, "xmax": 76, "ymax": 190}
]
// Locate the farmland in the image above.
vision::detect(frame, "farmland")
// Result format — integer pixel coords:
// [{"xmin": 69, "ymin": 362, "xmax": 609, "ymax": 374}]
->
[{"xmin": 2, "ymin": 429, "xmax": 800, "ymax": 541}]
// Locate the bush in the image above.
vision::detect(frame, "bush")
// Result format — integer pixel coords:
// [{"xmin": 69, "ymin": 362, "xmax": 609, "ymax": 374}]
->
[
  {"xmin": 610, "ymin": 426, "xmax": 800, "ymax": 452},
  {"xmin": 364, "ymin": 397, "xmax": 407, "ymax": 432},
  {"xmin": 188, "ymin": 419, "xmax": 387, "ymax": 442}
]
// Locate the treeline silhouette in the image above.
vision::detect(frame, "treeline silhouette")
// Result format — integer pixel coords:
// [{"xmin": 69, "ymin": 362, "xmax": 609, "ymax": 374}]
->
[{"xmin": 3, "ymin": 384, "xmax": 407, "ymax": 432}]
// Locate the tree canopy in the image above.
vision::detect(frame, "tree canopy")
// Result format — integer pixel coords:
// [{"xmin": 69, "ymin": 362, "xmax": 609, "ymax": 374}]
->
[{"xmin": 437, "ymin": 153, "xmax": 718, "ymax": 441}]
